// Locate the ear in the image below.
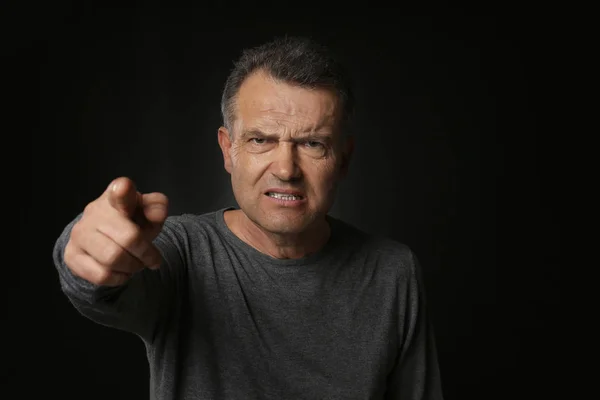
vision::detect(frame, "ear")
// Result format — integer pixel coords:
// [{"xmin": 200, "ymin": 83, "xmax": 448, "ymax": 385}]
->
[
  {"xmin": 217, "ymin": 127, "xmax": 233, "ymax": 174},
  {"xmin": 339, "ymin": 135, "xmax": 354, "ymax": 179}
]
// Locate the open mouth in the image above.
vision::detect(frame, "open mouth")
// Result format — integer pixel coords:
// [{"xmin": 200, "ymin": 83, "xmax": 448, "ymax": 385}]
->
[{"xmin": 265, "ymin": 192, "xmax": 304, "ymax": 201}]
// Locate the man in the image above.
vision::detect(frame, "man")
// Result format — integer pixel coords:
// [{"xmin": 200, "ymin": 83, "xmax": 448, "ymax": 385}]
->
[{"xmin": 53, "ymin": 36, "xmax": 444, "ymax": 399}]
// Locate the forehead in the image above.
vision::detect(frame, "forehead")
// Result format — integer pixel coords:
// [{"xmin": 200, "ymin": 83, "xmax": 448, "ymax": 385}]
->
[{"xmin": 235, "ymin": 71, "xmax": 339, "ymax": 133}]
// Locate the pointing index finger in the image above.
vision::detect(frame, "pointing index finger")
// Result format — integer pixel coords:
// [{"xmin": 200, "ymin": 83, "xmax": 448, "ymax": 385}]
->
[{"xmin": 107, "ymin": 177, "xmax": 139, "ymax": 217}]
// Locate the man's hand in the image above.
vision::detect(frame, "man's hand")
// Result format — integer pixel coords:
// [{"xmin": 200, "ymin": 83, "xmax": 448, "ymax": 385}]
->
[{"xmin": 63, "ymin": 177, "xmax": 169, "ymax": 286}]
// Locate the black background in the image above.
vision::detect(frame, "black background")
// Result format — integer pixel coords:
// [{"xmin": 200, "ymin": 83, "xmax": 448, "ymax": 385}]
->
[{"xmin": 15, "ymin": 5, "xmax": 561, "ymax": 400}]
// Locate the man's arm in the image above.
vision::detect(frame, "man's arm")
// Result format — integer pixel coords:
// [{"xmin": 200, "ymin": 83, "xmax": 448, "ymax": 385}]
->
[
  {"xmin": 385, "ymin": 251, "xmax": 444, "ymax": 399},
  {"xmin": 52, "ymin": 213, "xmax": 186, "ymax": 342},
  {"xmin": 52, "ymin": 177, "xmax": 185, "ymax": 343}
]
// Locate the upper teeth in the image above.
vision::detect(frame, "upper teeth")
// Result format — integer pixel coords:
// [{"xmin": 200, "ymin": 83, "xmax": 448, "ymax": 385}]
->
[{"xmin": 268, "ymin": 192, "xmax": 301, "ymax": 200}]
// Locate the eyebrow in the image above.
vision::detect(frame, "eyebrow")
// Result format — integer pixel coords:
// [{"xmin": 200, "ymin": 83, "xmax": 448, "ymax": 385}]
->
[{"xmin": 240, "ymin": 129, "xmax": 332, "ymax": 142}]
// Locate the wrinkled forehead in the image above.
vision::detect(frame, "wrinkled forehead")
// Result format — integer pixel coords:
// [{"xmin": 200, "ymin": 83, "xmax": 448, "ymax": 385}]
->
[{"xmin": 235, "ymin": 72, "xmax": 340, "ymax": 135}]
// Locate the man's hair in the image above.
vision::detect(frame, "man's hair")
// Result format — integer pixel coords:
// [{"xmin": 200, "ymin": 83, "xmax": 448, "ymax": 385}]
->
[{"xmin": 220, "ymin": 36, "xmax": 354, "ymax": 137}]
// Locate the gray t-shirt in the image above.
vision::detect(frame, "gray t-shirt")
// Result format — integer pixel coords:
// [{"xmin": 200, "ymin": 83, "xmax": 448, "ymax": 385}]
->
[{"xmin": 53, "ymin": 207, "xmax": 443, "ymax": 399}]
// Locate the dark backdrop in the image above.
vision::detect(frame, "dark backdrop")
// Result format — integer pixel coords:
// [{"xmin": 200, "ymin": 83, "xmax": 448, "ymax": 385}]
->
[{"xmin": 16, "ymin": 6, "xmax": 560, "ymax": 400}]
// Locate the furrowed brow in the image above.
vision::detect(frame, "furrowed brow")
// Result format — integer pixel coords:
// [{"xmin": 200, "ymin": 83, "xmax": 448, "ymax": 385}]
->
[
  {"xmin": 240, "ymin": 129, "xmax": 333, "ymax": 143},
  {"xmin": 240, "ymin": 129, "xmax": 278, "ymax": 140},
  {"xmin": 299, "ymin": 132, "xmax": 332, "ymax": 142}
]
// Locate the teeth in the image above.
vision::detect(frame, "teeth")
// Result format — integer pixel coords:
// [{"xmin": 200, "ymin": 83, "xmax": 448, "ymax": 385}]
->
[{"xmin": 268, "ymin": 192, "xmax": 301, "ymax": 200}]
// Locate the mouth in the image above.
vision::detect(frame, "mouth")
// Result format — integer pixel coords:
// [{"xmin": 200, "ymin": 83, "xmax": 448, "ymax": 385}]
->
[{"xmin": 265, "ymin": 192, "xmax": 305, "ymax": 201}]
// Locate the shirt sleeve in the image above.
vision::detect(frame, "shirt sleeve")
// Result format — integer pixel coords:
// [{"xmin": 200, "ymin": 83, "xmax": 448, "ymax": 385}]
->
[
  {"xmin": 384, "ymin": 251, "xmax": 445, "ymax": 399},
  {"xmin": 52, "ymin": 213, "xmax": 188, "ymax": 343}
]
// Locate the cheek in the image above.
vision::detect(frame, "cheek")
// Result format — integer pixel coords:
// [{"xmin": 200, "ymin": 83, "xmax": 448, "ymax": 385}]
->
[
  {"xmin": 232, "ymin": 154, "xmax": 261, "ymax": 184},
  {"xmin": 309, "ymin": 163, "xmax": 339, "ymax": 191}
]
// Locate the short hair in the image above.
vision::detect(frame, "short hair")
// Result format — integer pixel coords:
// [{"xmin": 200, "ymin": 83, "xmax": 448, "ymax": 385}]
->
[{"xmin": 220, "ymin": 36, "xmax": 355, "ymax": 137}]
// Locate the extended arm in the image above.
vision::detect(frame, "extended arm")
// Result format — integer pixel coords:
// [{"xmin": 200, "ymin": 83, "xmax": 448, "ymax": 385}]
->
[{"xmin": 53, "ymin": 213, "xmax": 187, "ymax": 342}]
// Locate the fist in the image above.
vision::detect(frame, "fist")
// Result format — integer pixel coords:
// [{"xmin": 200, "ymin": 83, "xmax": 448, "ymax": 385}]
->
[{"xmin": 63, "ymin": 177, "xmax": 169, "ymax": 286}]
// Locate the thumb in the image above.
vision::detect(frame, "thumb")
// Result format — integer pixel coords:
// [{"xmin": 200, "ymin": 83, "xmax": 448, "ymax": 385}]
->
[{"xmin": 107, "ymin": 177, "xmax": 139, "ymax": 217}]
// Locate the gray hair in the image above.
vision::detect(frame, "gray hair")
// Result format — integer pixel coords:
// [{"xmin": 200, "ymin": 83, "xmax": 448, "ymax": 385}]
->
[{"xmin": 220, "ymin": 36, "xmax": 355, "ymax": 138}]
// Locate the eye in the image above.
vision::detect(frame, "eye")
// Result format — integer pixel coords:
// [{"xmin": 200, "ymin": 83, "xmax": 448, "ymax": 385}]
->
[
  {"xmin": 305, "ymin": 141, "xmax": 324, "ymax": 148},
  {"xmin": 250, "ymin": 138, "xmax": 267, "ymax": 145}
]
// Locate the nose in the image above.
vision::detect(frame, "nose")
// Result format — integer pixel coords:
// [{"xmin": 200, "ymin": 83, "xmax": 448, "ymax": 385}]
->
[{"xmin": 271, "ymin": 142, "xmax": 302, "ymax": 181}]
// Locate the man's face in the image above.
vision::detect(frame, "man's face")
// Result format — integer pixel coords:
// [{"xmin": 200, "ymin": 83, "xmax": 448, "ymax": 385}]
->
[{"xmin": 218, "ymin": 71, "xmax": 353, "ymax": 235}]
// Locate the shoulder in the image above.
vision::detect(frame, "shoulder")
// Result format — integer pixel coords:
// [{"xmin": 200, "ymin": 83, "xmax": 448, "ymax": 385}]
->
[
  {"xmin": 369, "ymin": 234, "xmax": 417, "ymax": 281},
  {"xmin": 163, "ymin": 211, "xmax": 216, "ymax": 230},
  {"xmin": 330, "ymin": 216, "xmax": 417, "ymax": 279},
  {"xmin": 157, "ymin": 208, "xmax": 226, "ymax": 245},
  {"xmin": 165, "ymin": 206, "xmax": 228, "ymax": 228}
]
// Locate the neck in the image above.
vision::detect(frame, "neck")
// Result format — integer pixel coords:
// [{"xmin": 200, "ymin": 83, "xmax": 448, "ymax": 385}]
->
[{"xmin": 226, "ymin": 210, "xmax": 331, "ymax": 259}]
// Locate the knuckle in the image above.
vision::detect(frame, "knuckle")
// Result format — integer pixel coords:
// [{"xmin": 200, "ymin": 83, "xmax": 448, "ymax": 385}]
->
[
  {"xmin": 83, "ymin": 201, "xmax": 96, "ymax": 215},
  {"xmin": 70, "ymin": 221, "xmax": 82, "ymax": 239},
  {"xmin": 121, "ymin": 226, "xmax": 142, "ymax": 249},
  {"xmin": 63, "ymin": 242, "xmax": 77, "ymax": 269},
  {"xmin": 70, "ymin": 222, "xmax": 90, "ymax": 251},
  {"xmin": 63, "ymin": 241, "xmax": 73, "ymax": 262},
  {"xmin": 93, "ymin": 267, "xmax": 113, "ymax": 285},
  {"xmin": 101, "ymin": 244, "xmax": 122, "ymax": 266}
]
